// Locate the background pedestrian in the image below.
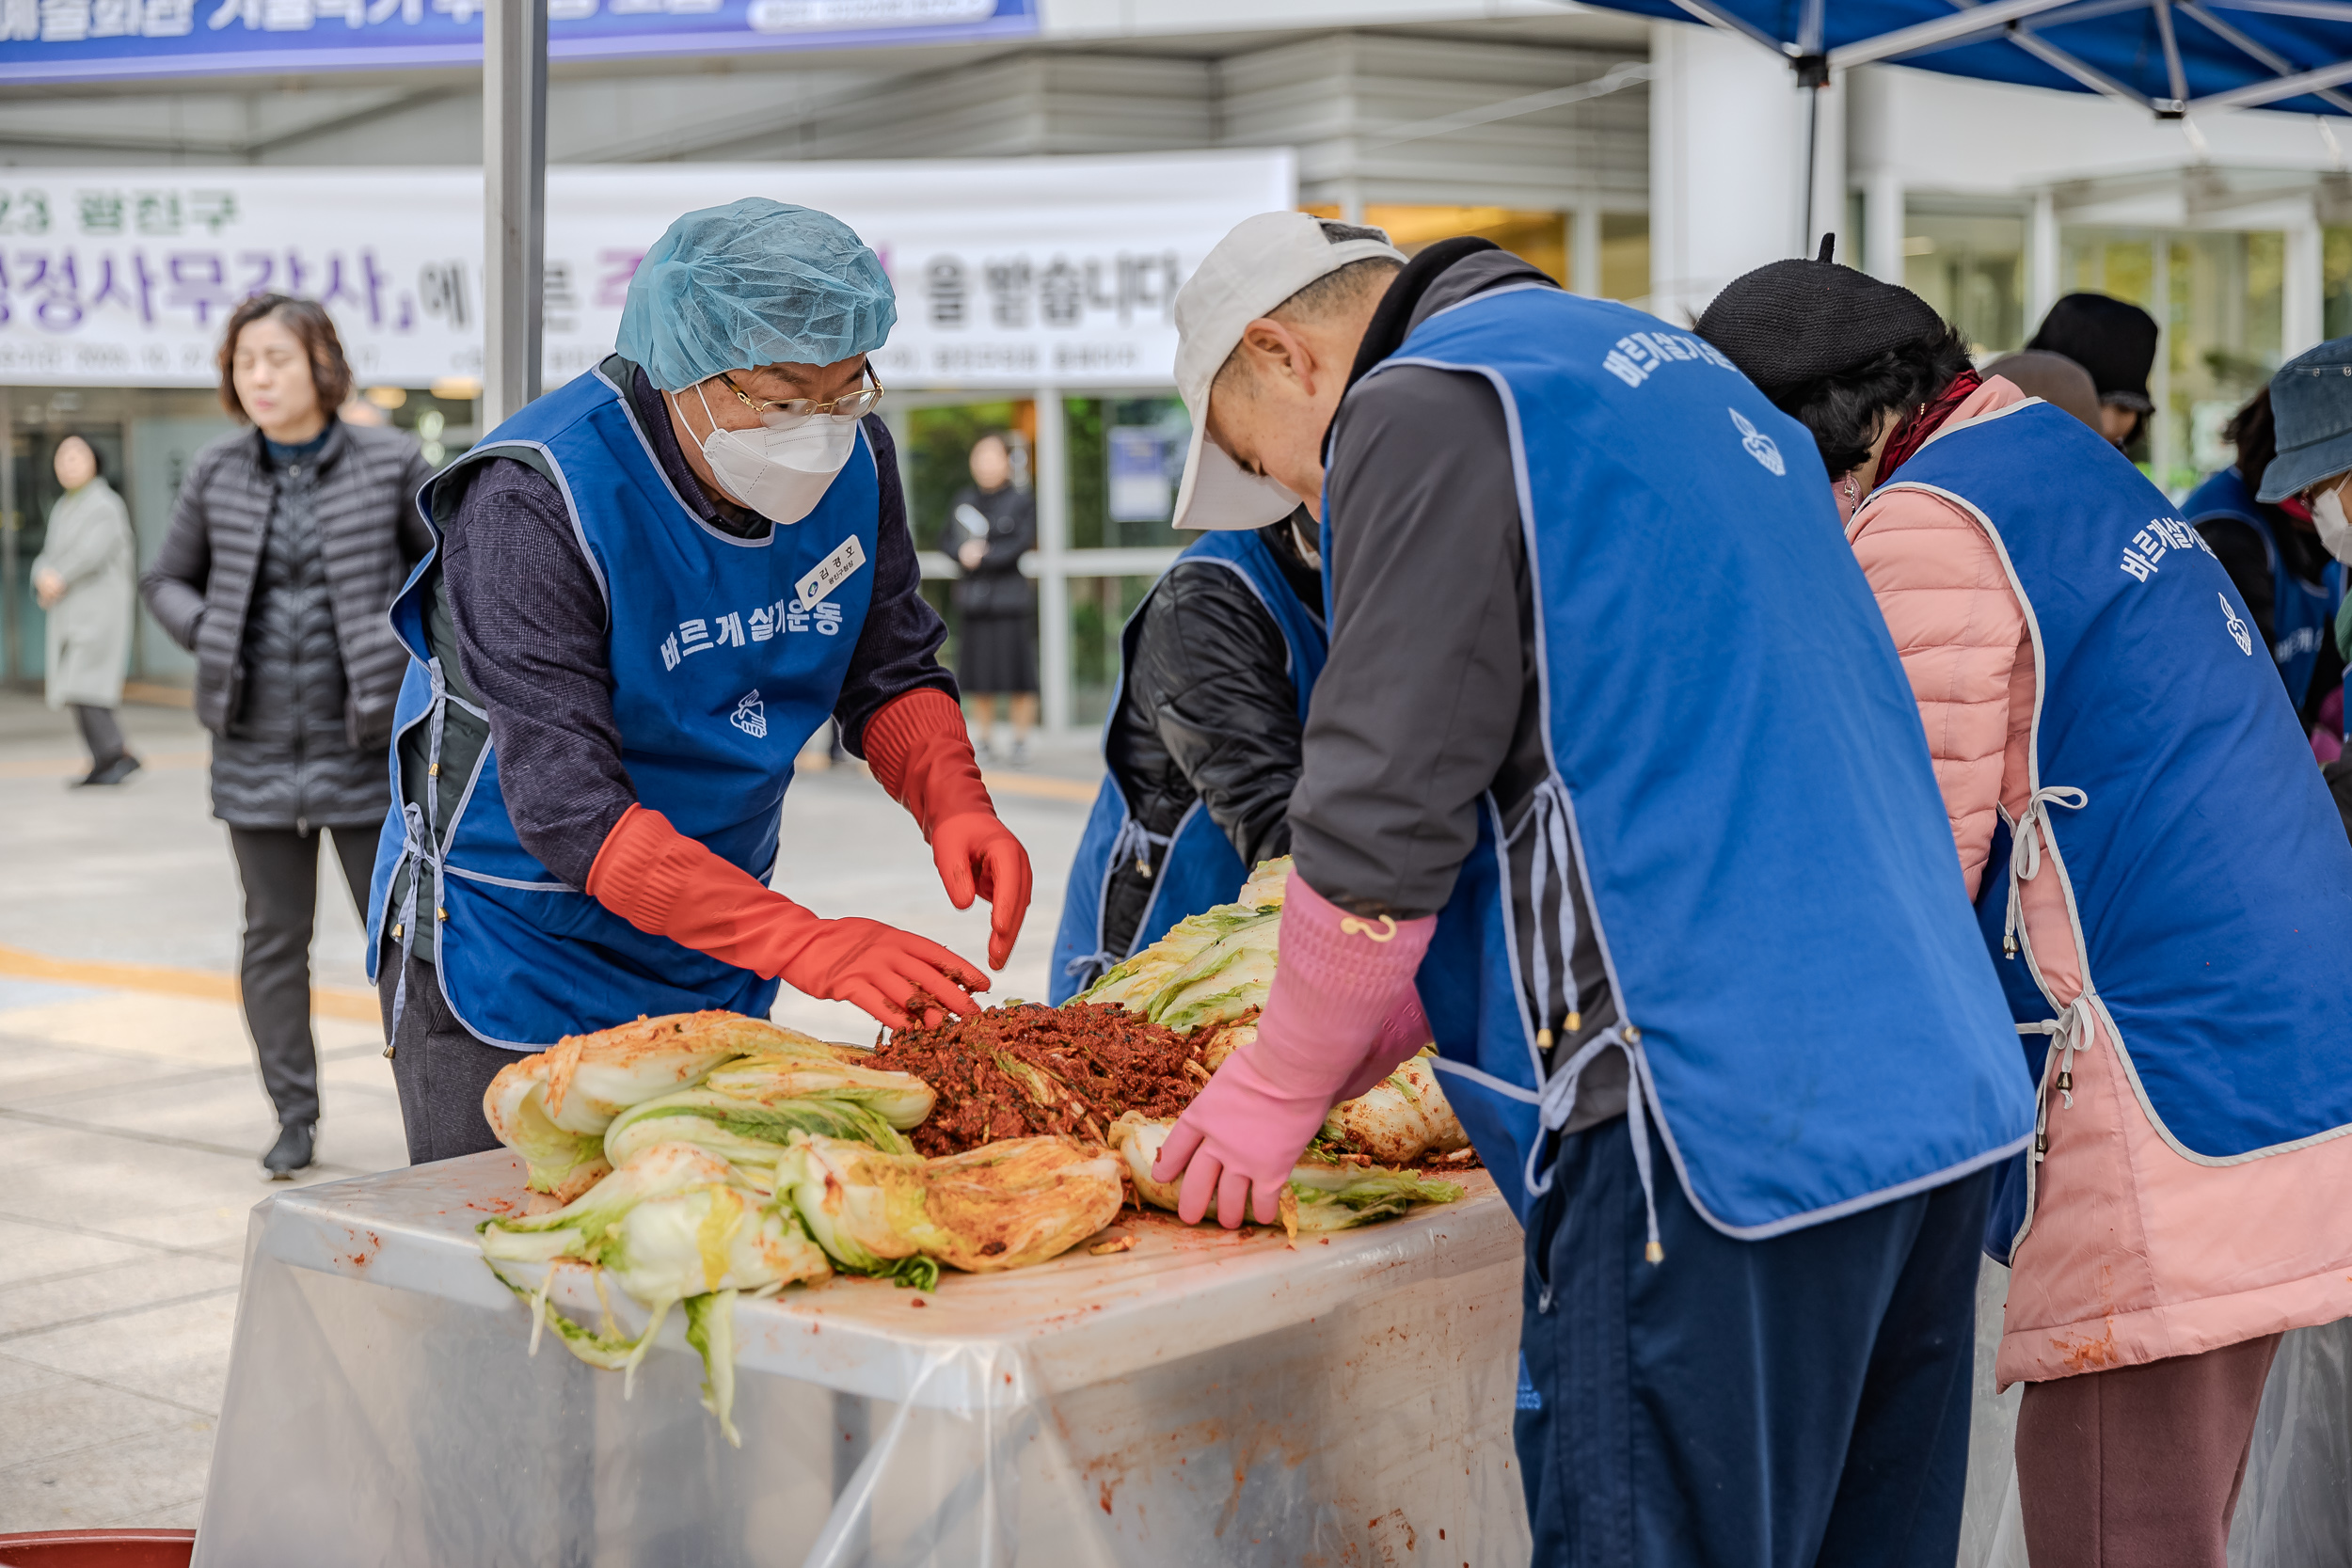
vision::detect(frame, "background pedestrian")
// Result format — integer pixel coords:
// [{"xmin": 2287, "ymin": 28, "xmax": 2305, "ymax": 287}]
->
[
  {"xmin": 946, "ymin": 431, "xmax": 1038, "ymax": 764},
  {"xmin": 2254, "ymin": 341, "xmax": 2352, "ymax": 831},
  {"xmin": 32, "ymin": 434, "xmax": 139, "ymax": 787},
  {"xmin": 2025, "ymin": 292, "xmax": 2159, "ymax": 450},
  {"xmin": 2185, "ymin": 385, "xmax": 2344, "ymax": 750},
  {"xmin": 1982, "ymin": 349, "xmax": 2103, "ymax": 433},
  {"xmin": 140, "ymin": 293, "xmax": 435, "ymax": 1180}
]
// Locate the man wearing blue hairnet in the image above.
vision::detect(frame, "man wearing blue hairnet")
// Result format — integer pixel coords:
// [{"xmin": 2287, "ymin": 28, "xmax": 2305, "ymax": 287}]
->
[{"xmin": 366, "ymin": 198, "xmax": 1031, "ymax": 1162}]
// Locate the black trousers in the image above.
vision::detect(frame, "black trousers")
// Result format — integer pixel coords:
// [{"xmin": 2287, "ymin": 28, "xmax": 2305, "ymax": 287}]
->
[
  {"xmin": 374, "ymin": 937, "xmax": 510, "ymax": 1165},
  {"xmin": 72, "ymin": 705, "xmax": 125, "ymax": 767},
  {"xmin": 1517, "ymin": 1116, "xmax": 1993, "ymax": 1568},
  {"xmin": 227, "ymin": 824, "xmax": 375, "ymax": 1129}
]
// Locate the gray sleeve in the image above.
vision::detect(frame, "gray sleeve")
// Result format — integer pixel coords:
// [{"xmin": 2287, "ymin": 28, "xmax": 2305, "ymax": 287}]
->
[
  {"xmin": 35, "ymin": 491, "xmax": 124, "ymax": 584},
  {"xmin": 1287, "ymin": 365, "xmax": 1528, "ymax": 920}
]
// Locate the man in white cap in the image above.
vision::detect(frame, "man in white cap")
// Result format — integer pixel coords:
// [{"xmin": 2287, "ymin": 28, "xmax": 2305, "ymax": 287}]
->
[
  {"xmin": 1149, "ymin": 214, "xmax": 2036, "ymax": 1562},
  {"xmin": 1050, "ymin": 220, "xmax": 1404, "ymax": 1004}
]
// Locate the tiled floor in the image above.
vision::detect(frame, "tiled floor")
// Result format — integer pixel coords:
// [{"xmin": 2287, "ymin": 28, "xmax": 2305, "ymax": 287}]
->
[
  {"xmin": 0, "ymin": 690, "xmax": 1091, "ymax": 1534},
  {"xmin": 0, "ymin": 984, "xmax": 397, "ymax": 1531}
]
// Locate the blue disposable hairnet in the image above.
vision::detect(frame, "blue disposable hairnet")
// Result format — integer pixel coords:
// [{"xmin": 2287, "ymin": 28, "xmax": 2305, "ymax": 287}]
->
[{"xmin": 616, "ymin": 198, "xmax": 896, "ymax": 390}]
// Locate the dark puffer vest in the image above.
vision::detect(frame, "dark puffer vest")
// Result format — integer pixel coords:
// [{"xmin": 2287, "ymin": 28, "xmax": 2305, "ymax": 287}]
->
[{"xmin": 143, "ymin": 420, "xmax": 436, "ymax": 829}]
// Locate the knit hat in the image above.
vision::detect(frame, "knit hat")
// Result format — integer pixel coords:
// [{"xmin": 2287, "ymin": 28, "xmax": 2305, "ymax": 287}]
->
[
  {"xmin": 1695, "ymin": 240, "xmax": 1947, "ymax": 401},
  {"xmin": 2026, "ymin": 293, "xmax": 2157, "ymax": 412},
  {"xmin": 1984, "ymin": 350, "xmax": 2101, "ymax": 430}
]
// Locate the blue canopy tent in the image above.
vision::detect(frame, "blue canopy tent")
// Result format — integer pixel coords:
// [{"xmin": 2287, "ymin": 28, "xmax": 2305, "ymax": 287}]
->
[{"xmin": 1569, "ymin": 0, "xmax": 2352, "ymax": 244}]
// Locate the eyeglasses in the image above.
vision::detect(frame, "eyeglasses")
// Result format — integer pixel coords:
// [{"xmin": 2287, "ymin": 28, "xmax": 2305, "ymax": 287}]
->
[{"xmin": 720, "ymin": 365, "xmax": 883, "ymax": 427}]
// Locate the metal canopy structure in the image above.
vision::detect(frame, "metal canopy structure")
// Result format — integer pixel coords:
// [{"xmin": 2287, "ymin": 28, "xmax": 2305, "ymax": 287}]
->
[
  {"xmin": 484, "ymin": 0, "xmax": 549, "ymax": 431},
  {"xmin": 1577, "ymin": 0, "xmax": 2352, "ymax": 250},
  {"xmin": 1584, "ymin": 0, "xmax": 2352, "ymax": 117}
]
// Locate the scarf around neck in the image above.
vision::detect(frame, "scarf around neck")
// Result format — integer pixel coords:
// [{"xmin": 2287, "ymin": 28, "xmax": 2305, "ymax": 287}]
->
[{"xmin": 1875, "ymin": 368, "xmax": 1983, "ymax": 484}]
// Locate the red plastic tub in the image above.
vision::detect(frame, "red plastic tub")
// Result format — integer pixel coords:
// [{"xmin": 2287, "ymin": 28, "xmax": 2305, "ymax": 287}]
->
[{"xmin": 0, "ymin": 1531, "xmax": 194, "ymax": 1568}]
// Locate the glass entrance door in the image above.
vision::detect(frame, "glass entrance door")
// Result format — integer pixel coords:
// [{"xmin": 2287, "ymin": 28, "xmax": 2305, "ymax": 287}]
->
[{"xmin": 2061, "ymin": 228, "xmax": 2284, "ymax": 496}]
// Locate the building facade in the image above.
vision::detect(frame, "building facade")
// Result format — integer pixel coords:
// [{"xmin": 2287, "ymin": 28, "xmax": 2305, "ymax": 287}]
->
[{"xmin": 2, "ymin": 0, "xmax": 2340, "ymax": 729}]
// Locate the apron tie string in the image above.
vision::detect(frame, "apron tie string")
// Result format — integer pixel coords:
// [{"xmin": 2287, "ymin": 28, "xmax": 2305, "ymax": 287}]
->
[
  {"xmin": 1107, "ymin": 816, "xmax": 1173, "ymax": 882},
  {"xmin": 2019, "ymin": 990, "xmax": 2099, "ymax": 1158},
  {"xmin": 389, "ymin": 801, "xmax": 434, "ymax": 1044},
  {"xmin": 1519, "ymin": 779, "xmax": 1583, "ymax": 1048},
  {"xmin": 1524, "ymin": 1024, "xmax": 1661, "ymax": 1267},
  {"xmin": 387, "ymin": 658, "xmax": 454, "ymax": 1050},
  {"xmin": 1519, "ymin": 775, "xmax": 1655, "ymax": 1270},
  {"xmin": 1064, "ymin": 815, "xmax": 1179, "ymax": 991},
  {"xmin": 2004, "ymin": 785, "xmax": 2087, "ymax": 958}
]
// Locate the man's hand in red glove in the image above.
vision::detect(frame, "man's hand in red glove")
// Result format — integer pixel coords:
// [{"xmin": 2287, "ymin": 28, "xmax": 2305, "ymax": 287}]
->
[
  {"xmin": 585, "ymin": 803, "xmax": 986, "ymax": 1030},
  {"xmin": 929, "ymin": 810, "xmax": 1032, "ymax": 969},
  {"xmin": 769, "ymin": 915, "xmax": 986, "ymax": 1030},
  {"xmin": 864, "ymin": 689, "xmax": 1033, "ymax": 969}
]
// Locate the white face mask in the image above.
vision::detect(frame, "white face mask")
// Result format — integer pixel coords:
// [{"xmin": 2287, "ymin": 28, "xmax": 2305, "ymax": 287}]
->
[
  {"xmin": 678, "ymin": 380, "xmax": 859, "ymax": 526},
  {"xmin": 2313, "ymin": 485, "xmax": 2352, "ymax": 566}
]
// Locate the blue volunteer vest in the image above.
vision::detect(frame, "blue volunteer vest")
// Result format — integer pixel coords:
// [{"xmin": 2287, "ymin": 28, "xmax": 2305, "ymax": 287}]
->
[
  {"xmin": 364, "ymin": 363, "xmax": 878, "ymax": 1048},
  {"xmin": 2182, "ymin": 465, "xmax": 2342, "ymax": 711},
  {"xmin": 1050, "ymin": 528, "xmax": 1327, "ymax": 1003},
  {"xmin": 1884, "ymin": 404, "xmax": 2352, "ymax": 1259},
  {"xmin": 1388, "ymin": 287, "xmax": 2035, "ymax": 1233}
]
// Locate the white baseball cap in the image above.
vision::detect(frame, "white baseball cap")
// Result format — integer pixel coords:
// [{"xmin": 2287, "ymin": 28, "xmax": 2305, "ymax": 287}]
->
[{"xmin": 1169, "ymin": 212, "xmax": 1406, "ymax": 531}]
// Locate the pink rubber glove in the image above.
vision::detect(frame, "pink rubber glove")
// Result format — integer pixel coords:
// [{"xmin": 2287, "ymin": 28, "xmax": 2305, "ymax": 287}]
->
[
  {"xmin": 1152, "ymin": 877, "xmax": 1436, "ymax": 1227},
  {"xmin": 1334, "ymin": 989, "xmax": 1434, "ymax": 1103}
]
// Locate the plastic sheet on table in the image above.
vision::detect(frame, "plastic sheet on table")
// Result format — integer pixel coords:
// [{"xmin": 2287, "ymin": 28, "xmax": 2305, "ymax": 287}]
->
[
  {"xmin": 191, "ymin": 1150, "xmax": 1529, "ymax": 1568},
  {"xmin": 1959, "ymin": 1258, "xmax": 2352, "ymax": 1568},
  {"xmin": 2232, "ymin": 1314, "xmax": 2352, "ymax": 1564}
]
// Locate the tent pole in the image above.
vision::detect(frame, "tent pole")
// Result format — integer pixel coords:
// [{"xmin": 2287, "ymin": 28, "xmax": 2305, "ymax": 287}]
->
[
  {"xmin": 1795, "ymin": 55, "xmax": 1831, "ymax": 255},
  {"xmin": 1802, "ymin": 84, "xmax": 1819, "ymax": 252},
  {"xmin": 0, "ymin": 388, "xmax": 14, "ymax": 687},
  {"xmin": 484, "ymin": 0, "xmax": 548, "ymax": 429}
]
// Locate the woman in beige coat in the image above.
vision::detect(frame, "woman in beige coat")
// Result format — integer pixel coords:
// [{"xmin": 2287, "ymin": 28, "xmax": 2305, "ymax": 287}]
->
[{"xmin": 33, "ymin": 435, "xmax": 140, "ymax": 786}]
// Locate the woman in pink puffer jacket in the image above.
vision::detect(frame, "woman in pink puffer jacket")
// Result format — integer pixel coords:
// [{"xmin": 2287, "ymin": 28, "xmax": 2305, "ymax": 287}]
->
[{"xmin": 1699, "ymin": 258, "xmax": 2352, "ymax": 1568}]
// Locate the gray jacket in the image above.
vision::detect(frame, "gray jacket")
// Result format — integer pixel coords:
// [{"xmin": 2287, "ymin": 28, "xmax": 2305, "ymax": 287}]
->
[
  {"xmin": 33, "ymin": 475, "xmax": 135, "ymax": 710},
  {"xmin": 1292, "ymin": 243, "xmax": 1626, "ymax": 1133},
  {"xmin": 143, "ymin": 420, "xmax": 435, "ymax": 827}
]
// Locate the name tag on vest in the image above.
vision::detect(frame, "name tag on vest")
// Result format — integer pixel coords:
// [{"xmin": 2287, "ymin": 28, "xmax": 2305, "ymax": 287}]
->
[{"xmin": 799, "ymin": 535, "xmax": 867, "ymax": 610}]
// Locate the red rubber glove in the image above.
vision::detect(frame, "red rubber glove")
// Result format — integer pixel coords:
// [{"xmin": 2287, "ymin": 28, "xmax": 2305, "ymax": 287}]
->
[
  {"xmin": 1333, "ymin": 988, "xmax": 1435, "ymax": 1103},
  {"xmin": 585, "ymin": 803, "xmax": 987, "ymax": 1030},
  {"xmin": 863, "ymin": 688, "xmax": 1033, "ymax": 969},
  {"xmin": 1152, "ymin": 877, "xmax": 1436, "ymax": 1228}
]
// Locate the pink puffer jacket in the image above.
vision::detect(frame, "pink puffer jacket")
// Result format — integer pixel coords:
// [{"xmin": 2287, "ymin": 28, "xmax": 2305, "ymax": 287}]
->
[{"xmin": 1850, "ymin": 377, "xmax": 2352, "ymax": 1386}]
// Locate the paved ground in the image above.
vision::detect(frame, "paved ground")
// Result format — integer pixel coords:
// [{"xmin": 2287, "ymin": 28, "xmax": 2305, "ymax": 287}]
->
[{"xmin": 0, "ymin": 689, "xmax": 1094, "ymax": 1533}]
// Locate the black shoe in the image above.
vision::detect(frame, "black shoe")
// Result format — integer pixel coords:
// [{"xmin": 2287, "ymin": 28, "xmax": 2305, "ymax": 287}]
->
[
  {"xmin": 74, "ymin": 754, "xmax": 141, "ymax": 787},
  {"xmin": 262, "ymin": 1121, "xmax": 316, "ymax": 1180}
]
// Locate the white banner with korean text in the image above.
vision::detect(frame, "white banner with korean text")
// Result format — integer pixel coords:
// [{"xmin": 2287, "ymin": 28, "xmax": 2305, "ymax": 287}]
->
[{"xmin": 0, "ymin": 150, "xmax": 1295, "ymax": 390}]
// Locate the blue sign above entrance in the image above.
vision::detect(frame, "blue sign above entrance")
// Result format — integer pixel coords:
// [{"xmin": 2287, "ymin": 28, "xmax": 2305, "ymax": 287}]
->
[{"xmin": 0, "ymin": 0, "xmax": 1036, "ymax": 84}]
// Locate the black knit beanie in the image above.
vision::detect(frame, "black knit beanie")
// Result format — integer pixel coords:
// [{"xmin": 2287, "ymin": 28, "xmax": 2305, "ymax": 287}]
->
[
  {"xmin": 2026, "ymin": 293, "xmax": 2157, "ymax": 409},
  {"xmin": 1695, "ymin": 245, "xmax": 1947, "ymax": 402}
]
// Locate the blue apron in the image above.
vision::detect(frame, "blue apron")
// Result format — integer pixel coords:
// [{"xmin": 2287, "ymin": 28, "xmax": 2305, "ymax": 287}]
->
[
  {"xmin": 1884, "ymin": 404, "xmax": 2352, "ymax": 1260},
  {"xmin": 1384, "ymin": 287, "xmax": 2035, "ymax": 1235},
  {"xmin": 2182, "ymin": 465, "xmax": 2343, "ymax": 715},
  {"xmin": 1050, "ymin": 528, "xmax": 1327, "ymax": 1002},
  {"xmin": 364, "ymin": 363, "xmax": 879, "ymax": 1049}
]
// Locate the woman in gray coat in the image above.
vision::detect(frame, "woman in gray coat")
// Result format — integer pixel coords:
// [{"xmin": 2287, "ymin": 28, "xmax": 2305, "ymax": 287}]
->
[
  {"xmin": 142, "ymin": 293, "xmax": 435, "ymax": 1179},
  {"xmin": 33, "ymin": 435, "xmax": 139, "ymax": 786}
]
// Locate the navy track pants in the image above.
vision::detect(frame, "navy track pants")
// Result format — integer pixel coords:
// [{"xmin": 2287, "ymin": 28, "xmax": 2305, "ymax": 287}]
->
[{"xmin": 1515, "ymin": 1115, "xmax": 1994, "ymax": 1568}]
